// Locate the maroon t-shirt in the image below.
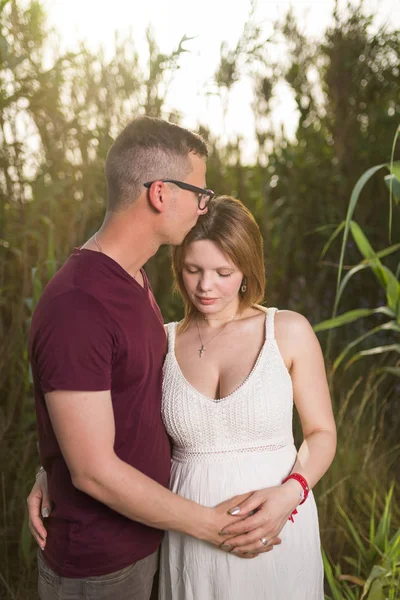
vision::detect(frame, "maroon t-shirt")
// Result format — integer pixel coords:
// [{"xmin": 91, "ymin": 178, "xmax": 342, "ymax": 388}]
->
[{"xmin": 29, "ymin": 249, "xmax": 171, "ymax": 577}]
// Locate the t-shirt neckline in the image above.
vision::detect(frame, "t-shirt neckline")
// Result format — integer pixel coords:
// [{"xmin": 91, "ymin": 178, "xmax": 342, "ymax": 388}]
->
[{"xmin": 75, "ymin": 247, "xmax": 148, "ymax": 292}]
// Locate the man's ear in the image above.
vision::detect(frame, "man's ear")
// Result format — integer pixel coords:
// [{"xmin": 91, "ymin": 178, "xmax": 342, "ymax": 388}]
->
[{"xmin": 147, "ymin": 181, "xmax": 167, "ymax": 213}]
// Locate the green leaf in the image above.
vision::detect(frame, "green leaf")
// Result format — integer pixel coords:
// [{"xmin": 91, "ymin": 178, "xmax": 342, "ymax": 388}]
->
[
  {"xmin": 374, "ymin": 486, "xmax": 394, "ymax": 551},
  {"xmin": 389, "ymin": 159, "xmax": 400, "ymax": 183},
  {"xmin": 327, "ymin": 163, "xmax": 388, "ymax": 357},
  {"xmin": 343, "ymin": 556, "xmax": 362, "ymax": 570},
  {"xmin": 381, "ymin": 266, "xmax": 400, "ymax": 313},
  {"xmin": 387, "ymin": 128, "xmax": 400, "ymax": 239},
  {"xmin": 384, "ymin": 175, "xmax": 400, "ymax": 203},
  {"xmin": 349, "ymin": 221, "xmax": 386, "ymax": 288},
  {"xmin": 375, "ymin": 366, "xmax": 400, "ymax": 379},
  {"xmin": 362, "ymin": 572, "xmax": 385, "ymax": 600},
  {"xmin": 336, "ymin": 502, "xmax": 367, "ymax": 557},
  {"xmin": 369, "ymin": 491, "xmax": 377, "ymax": 550},
  {"xmin": 314, "ymin": 307, "xmax": 394, "ymax": 332},
  {"xmin": 330, "ymin": 241, "xmax": 400, "ymax": 311},
  {"xmin": 335, "ymin": 264, "xmax": 370, "ymax": 310},
  {"xmin": 350, "ymin": 221, "xmax": 377, "ymax": 260},
  {"xmin": 322, "ymin": 550, "xmax": 347, "ymax": 600},
  {"xmin": 336, "ymin": 163, "xmax": 387, "ymax": 294},
  {"xmin": 387, "ymin": 529, "xmax": 400, "ymax": 560},
  {"xmin": 345, "ymin": 344, "xmax": 400, "ymax": 368},
  {"xmin": 320, "ymin": 221, "xmax": 345, "ymax": 260},
  {"xmin": 374, "ymin": 242, "xmax": 400, "ymax": 260}
]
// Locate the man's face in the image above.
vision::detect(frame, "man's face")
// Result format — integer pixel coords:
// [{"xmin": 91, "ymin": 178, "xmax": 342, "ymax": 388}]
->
[{"xmin": 166, "ymin": 153, "xmax": 209, "ymax": 244}]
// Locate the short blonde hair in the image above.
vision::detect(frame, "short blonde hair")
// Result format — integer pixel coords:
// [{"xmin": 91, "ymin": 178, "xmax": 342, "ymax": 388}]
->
[{"xmin": 172, "ymin": 195, "xmax": 266, "ymax": 330}]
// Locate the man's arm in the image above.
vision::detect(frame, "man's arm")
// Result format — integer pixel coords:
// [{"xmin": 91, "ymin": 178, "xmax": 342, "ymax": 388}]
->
[{"xmin": 45, "ymin": 389, "xmax": 251, "ymax": 546}]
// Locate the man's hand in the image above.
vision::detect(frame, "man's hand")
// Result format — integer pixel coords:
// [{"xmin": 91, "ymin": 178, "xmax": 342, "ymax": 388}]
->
[{"xmin": 27, "ymin": 470, "xmax": 51, "ymax": 550}]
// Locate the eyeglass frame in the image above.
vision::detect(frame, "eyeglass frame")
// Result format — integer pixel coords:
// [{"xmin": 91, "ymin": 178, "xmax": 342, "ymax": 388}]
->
[{"xmin": 143, "ymin": 179, "xmax": 215, "ymax": 210}]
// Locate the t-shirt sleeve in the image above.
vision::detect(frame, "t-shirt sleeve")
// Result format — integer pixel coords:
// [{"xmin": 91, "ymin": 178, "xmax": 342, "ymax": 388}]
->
[{"xmin": 31, "ymin": 290, "xmax": 115, "ymax": 393}]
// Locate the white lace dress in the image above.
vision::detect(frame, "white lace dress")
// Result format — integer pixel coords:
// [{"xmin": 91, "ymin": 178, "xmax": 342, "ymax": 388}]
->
[{"xmin": 159, "ymin": 308, "xmax": 324, "ymax": 600}]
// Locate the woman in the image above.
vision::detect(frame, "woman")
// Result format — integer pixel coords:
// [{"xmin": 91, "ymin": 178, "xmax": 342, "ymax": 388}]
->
[
  {"xmin": 158, "ymin": 195, "xmax": 335, "ymax": 599},
  {"xmin": 29, "ymin": 196, "xmax": 336, "ymax": 599}
]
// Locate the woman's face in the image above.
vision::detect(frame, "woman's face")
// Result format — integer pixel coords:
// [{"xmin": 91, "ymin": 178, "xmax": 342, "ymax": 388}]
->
[{"xmin": 182, "ymin": 240, "xmax": 243, "ymax": 317}]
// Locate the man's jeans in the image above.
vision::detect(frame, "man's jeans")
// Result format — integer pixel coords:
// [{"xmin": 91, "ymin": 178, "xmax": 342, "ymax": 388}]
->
[{"xmin": 37, "ymin": 548, "xmax": 158, "ymax": 600}]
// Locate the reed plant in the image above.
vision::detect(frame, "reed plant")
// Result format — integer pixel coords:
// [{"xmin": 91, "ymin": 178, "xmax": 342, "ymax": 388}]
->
[{"xmin": 314, "ymin": 127, "xmax": 400, "ymax": 599}]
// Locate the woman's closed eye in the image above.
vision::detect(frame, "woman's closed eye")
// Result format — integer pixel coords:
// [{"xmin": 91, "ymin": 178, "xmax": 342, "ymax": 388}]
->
[
  {"xmin": 184, "ymin": 267, "xmax": 200, "ymax": 274},
  {"xmin": 183, "ymin": 266, "xmax": 234, "ymax": 277}
]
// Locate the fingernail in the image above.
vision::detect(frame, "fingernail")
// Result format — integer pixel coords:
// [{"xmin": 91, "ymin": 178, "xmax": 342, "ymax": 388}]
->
[
  {"xmin": 231, "ymin": 549, "xmax": 240, "ymax": 554},
  {"xmin": 219, "ymin": 530, "xmax": 229, "ymax": 535},
  {"xmin": 229, "ymin": 507, "xmax": 240, "ymax": 515},
  {"xmin": 42, "ymin": 508, "xmax": 50, "ymax": 518},
  {"xmin": 221, "ymin": 544, "xmax": 232, "ymax": 550}
]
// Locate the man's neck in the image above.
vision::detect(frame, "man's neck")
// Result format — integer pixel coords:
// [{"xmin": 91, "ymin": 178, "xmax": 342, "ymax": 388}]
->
[{"xmin": 82, "ymin": 209, "xmax": 161, "ymax": 280}]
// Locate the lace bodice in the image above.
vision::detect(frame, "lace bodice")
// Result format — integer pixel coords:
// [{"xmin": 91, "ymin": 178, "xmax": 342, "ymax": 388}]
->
[{"xmin": 162, "ymin": 308, "xmax": 294, "ymax": 460}]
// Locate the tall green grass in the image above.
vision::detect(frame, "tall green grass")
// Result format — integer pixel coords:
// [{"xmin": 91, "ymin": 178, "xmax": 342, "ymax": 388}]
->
[{"xmin": 314, "ymin": 126, "xmax": 400, "ymax": 599}]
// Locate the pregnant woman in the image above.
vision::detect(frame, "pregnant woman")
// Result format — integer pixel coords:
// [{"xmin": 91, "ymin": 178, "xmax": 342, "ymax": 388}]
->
[
  {"xmin": 27, "ymin": 196, "xmax": 336, "ymax": 599},
  {"xmin": 159, "ymin": 195, "xmax": 336, "ymax": 599}
]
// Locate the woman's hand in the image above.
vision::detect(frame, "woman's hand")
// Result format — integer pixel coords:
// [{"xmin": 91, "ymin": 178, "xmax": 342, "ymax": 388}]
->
[
  {"xmin": 26, "ymin": 469, "xmax": 52, "ymax": 550},
  {"xmin": 217, "ymin": 481, "xmax": 301, "ymax": 555},
  {"xmin": 203, "ymin": 493, "xmax": 282, "ymax": 558}
]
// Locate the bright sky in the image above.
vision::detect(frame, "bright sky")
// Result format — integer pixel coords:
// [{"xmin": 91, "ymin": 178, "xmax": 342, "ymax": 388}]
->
[{"xmin": 44, "ymin": 0, "xmax": 399, "ymax": 157}]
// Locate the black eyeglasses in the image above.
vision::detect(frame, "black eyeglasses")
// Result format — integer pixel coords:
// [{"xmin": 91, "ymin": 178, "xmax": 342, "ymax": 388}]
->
[{"xmin": 143, "ymin": 179, "xmax": 215, "ymax": 210}]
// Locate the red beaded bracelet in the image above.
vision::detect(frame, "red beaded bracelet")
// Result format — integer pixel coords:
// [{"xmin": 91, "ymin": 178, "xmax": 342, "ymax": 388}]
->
[{"xmin": 282, "ymin": 473, "xmax": 310, "ymax": 522}]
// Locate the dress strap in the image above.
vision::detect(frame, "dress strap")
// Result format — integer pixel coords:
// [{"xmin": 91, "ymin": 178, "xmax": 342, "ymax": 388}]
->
[
  {"xmin": 265, "ymin": 307, "xmax": 278, "ymax": 340},
  {"xmin": 166, "ymin": 322, "xmax": 178, "ymax": 353}
]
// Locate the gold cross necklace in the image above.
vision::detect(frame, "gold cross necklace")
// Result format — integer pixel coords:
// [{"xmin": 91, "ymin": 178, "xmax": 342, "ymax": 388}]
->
[{"xmin": 195, "ymin": 312, "xmax": 237, "ymax": 358}]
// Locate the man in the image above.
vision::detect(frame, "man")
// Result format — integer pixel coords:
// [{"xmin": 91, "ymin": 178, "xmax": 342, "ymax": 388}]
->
[{"xmin": 28, "ymin": 117, "xmax": 277, "ymax": 600}]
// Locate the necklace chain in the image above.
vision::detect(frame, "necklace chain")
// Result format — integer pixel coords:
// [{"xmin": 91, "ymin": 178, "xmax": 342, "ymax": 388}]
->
[
  {"xmin": 196, "ymin": 313, "xmax": 237, "ymax": 358},
  {"xmin": 93, "ymin": 232, "xmax": 102, "ymax": 253},
  {"xmin": 203, "ymin": 314, "xmax": 236, "ymax": 321}
]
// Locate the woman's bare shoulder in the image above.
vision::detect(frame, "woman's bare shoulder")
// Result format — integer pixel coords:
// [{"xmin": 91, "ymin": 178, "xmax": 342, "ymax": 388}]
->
[{"xmin": 274, "ymin": 309, "xmax": 314, "ymax": 337}]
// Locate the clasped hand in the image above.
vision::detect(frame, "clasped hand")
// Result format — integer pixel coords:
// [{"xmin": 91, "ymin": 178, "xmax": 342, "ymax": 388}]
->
[{"xmin": 212, "ymin": 483, "xmax": 300, "ymax": 557}]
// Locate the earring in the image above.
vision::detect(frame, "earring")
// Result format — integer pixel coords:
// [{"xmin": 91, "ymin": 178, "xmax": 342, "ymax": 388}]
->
[{"xmin": 240, "ymin": 277, "xmax": 247, "ymax": 293}]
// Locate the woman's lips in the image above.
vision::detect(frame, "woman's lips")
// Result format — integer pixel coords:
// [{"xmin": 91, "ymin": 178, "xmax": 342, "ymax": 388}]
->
[{"xmin": 196, "ymin": 296, "xmax": 217, "ymax": 305}]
